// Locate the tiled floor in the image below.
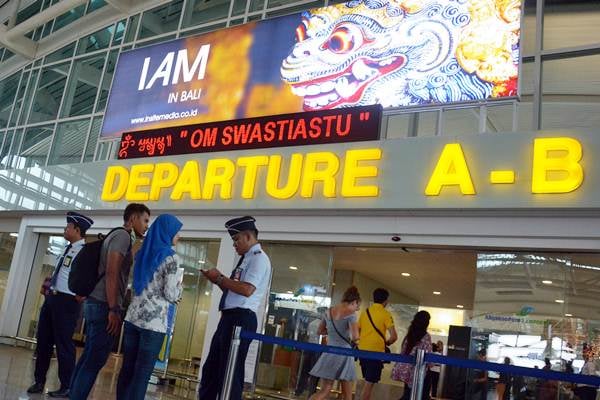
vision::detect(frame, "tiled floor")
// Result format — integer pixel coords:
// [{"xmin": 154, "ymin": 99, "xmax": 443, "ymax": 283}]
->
[{"xmin": 0, "ymin": 344, "xmax": 197, "ymax": 399}]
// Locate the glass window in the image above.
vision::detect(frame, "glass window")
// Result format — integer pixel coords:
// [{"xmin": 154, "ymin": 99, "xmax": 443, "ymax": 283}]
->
[
  {"xmin": 86, "ymin": 0, "xmax": 107, "ymax": 14},
  {"xmin": 95, "ymin": 50, "xmax": 119, "ymax": 113},
  {"xmin": 47, "ymin": 119, "xmax": 90, "ymax": 165},
  {"xmin": 179, "ymin": 23, "xmax": 227, "ymax": 38},
  {"xmin": 2, "ymin": 49, "xmax": 15, "ymax": 62},
  {"xmin": 266, "ymin": 1, "xmax": 322, "ymax": 18},
  {"xmin": 182, "ymin": 0, "xmax": 231, "ymax": 28},
  {"xmin": 544, "ymin": 0, "xmax": 600, "ymax": 50},
  {"xmin": 53, "ymin": 4, "xmax": 86, "ymax": 33},
  {"xmin": 521, "ymin": 0, "xmax": 536, "ymax": 55},
  {"xmin": 124, "ymin": 14, "xmax": 140, "ymax": 43},
  {"xmin": 20, "ymin": 125, "xmax": 54, "ymax": 168},
  {"xmin": 29, "ymin": 63, "xmax": 69, "ymax": 123},
  {"xmin": 249, "ymin": 0, "xmax": 264, "ymax": 12},
  {"xmin": 255, "ymin": 243, "xmax": 332, "ymax": 395},
  {"xmin": 415, "ymin": 110, "xmax": 439, "ymax": 137},
  {"xmin": 44, "ymin": 42, "xmax": 76, "ymax": 64},
  {"xmin": 167, "ymin": 240, "xmax": 219, "ymax": 377},
  {"xmin": 134, "ymin": 35, "xmax": 177, "ymax": 49},
  {"xmin": 17, "ymin": 70, "xmax": 37, "ymax": 127},
  {"xmin": 18, "ymin": 234, "xmax": 69, "ymax": 340},
  {"xmin": 442, "ymin": 107, "xmax": 481, "ymax": 136},
  {"xmin": 76, "ymin": 26, "xmax": 113, "ymax": 55},
  {"xmin": 16, "ymin": 0, "xmax": 43, "ymax": 25},
  {"xmin": 386, "ymin": 113, "xmax": 412, "ymax": 139},
  {"xmin": 84, "ymin": 116, "xmax": 103, "ymax": 162},
  {"xmin": 485, "ymin": 104, "xmax": 514, "ymax": 133},
  {"xmin": 7, "ymin": 129, "xmax": 24, "ymax": 169},
  {"xmin": 113, "ymin": 19, "xmax": 127, "ymax": 45},
  {"xmin": 41, "ymin": 21, "xmax": 53, "ymax": 39},
  {"xmin": 0, "ymin": 130, "xmax": 13, "ymax": 169},
  {"xmin": 61, "ymin": 54, "xmax": 105, "ymax": 117},
  {"xmin": 138, "ymin": 1, "xmax": 184, "ymax": 40},
  {"xmin": 542, "ymin": 54, "xmax": 600, "ymax": 132},
  {"xmin": 95, "ymin": 140, "xmax": 112, "ymax": 161},
  {"xmin": 0, "ymin": 232, "xmax": 18, "ymax": 312},
  {"xmin": 232, "ymin": 0, "xmax": 248, "ymax": 16},
  {"xmin": 0, "ymin": 72, "xmax": 21, "ymax": 129}
]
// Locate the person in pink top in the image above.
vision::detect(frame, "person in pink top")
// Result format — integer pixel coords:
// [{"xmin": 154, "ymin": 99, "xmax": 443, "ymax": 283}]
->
[{"xmin": 391, "ymin": 311, "xmax": 432, "ymax": 400}]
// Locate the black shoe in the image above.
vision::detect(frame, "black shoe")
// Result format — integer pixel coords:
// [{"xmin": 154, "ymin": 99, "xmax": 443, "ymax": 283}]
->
[
  {"xmin": 48, "ymin": 388, "xmax": 70, "ymax": 398},
  {"xmin": 26, "ymin": 382, "xmax": 44, "ymax": 393}
]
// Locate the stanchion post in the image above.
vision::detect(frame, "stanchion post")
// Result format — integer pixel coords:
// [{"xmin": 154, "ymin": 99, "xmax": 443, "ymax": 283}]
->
[
  {"xmin": 220, "ymin": 326, "xmax": 242, "ymax": 400},
  {"xmin": 410, "ymin": 349, "xmax": 426, "ymax": 400}
]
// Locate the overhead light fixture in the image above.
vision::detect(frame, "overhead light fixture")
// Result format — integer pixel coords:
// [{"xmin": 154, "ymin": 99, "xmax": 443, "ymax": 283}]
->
[
  {"xmin": 456, "ymin": 305, "xmax": 464, "ymax": 309},
  {"xmin": 9, "ymin": 233, "xmax": 18, "ymax": 237},
  {"xmin": 565, "ymin": 313, "xmax": 573, "ymax": 317},
  {"xmin": 542, "ymin": 280, "xmax": 553, "ymax": 285},
  {"xmin": 433, "ymin": 291, "xmax": 441, "ymax": 295},
  {"xmin": 289, "ymin": 266, "xmax": 298, "ymax": 270},
  {"xmin": 286, "ymin": 290, "xmax": 293, "ymax": 294},
  {"xmin": 197, "ymin": 260, "xmax": 206, "ymax": 264},
  {"xmin": 401, "ymin": 272, "xmax": 411, "ymax": 277},
  {"xmin": 555, "ymin": 299, "xmax": 565, "ymax": 304},
  {"xmin": 204, "ymin": 291, "xmax": 210, "ymax": 296}
]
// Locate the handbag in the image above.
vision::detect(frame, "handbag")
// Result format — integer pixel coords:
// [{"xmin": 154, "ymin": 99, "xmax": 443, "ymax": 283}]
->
[
  {"xmin": 329, "ymin": 309, "xmax": 358, "ymax": 361},
  {"xmin": 366, "ymin": 308, "xmax": 391, "ymax": 363}
]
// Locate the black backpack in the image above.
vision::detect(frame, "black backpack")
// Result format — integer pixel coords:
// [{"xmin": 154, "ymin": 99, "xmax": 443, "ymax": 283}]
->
[{"xmin": 68, "ymin": 227, "xmax": 129, "ymax": 296}]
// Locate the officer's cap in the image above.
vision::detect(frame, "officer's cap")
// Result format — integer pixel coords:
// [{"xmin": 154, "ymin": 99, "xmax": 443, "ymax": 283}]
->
[
  {"xmin": 66, "ymin": 211, "xmax": 94, "ymax": 231},
  {"xmin": 225, "ymin": 216, "xmax": 257, "ymax": 237}
]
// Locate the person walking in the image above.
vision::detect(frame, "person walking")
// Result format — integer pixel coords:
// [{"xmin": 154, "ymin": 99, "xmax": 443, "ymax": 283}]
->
[
  {"xmin": 116, "ymin": 214, "xmax": 183, "ymax": 400},
  {"xmin": 358, "ymin": 288, "xmax": 398, "ymax": 400},
  {"xmin": 69, "ymin": 203, "xmax": 150, "ymax": 400},
  {"xmin": 391, "ymin": 310, "xmax": 433, "ymax": 400},
  {"xmin": 574, "ymin": 349, "xmax": 598, "ymax": 400},
  {"xmin": 309, "ymin": 286, "xmax": 361, "ymax": 400},
  {"xmin": 198, "ymin": 216, "xmax": 272, "ymax": 400},
  {"xmin": 428, "ymin": 343, "xmax": 442, "ymax": 399},
  {"xmin": 496, "ymin": 357, "xmax": 511, "ymax": 400},
  {"xmin": 26, "ymin": 212, "xmax": 93, "ymax": 398}
]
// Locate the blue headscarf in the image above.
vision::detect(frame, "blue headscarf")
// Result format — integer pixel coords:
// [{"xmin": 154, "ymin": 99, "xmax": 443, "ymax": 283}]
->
[{"xmin": 133, "ymin": 214, "xmax": 182, "ymax": 295}]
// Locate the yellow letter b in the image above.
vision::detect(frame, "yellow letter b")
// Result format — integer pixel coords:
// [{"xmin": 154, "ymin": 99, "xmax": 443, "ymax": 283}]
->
[{"xmin": 532, "ymin": 137, "xmax": 583, "ymax": 194}]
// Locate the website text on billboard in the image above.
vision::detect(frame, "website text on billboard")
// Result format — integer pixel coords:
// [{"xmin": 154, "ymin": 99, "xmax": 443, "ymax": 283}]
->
[{"xmin": 101, "ymin": 0, "xmax": 521, "ymax": 138}]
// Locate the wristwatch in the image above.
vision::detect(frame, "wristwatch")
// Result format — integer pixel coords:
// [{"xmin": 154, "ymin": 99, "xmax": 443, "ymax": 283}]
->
[{"xmin": 215, "ymin": 274, "xmax": 225, "ymax": 286}]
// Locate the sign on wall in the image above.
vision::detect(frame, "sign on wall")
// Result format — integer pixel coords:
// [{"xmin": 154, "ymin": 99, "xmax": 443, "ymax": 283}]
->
[
  {"xmin": 101, "ymin": 0, "xmax": 521, "ymax": 138},
  {"xmin": 117, "ymin": 105, "xmax": 382, "ymax": 159}
]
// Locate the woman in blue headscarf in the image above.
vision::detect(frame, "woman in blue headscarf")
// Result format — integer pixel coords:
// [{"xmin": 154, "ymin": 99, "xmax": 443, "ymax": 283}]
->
[{"xmin": 117, "ymin": 214, "xmax": 183, "ymax": 400}]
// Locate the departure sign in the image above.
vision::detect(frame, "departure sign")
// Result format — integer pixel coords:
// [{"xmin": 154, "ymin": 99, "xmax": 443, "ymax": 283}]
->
[{"xmin": 117, "ymin": 105, "xmax": 381, "ymax": 159}]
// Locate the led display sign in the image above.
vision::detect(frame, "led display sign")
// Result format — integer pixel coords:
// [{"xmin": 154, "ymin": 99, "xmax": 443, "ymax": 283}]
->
[
  {"xmin": 101, "ymin": 0, "xmax": 521, "ymax": 138},
  {"xmin": 117, "ymin": 105, "xmax": 381, "ymax": 159}
]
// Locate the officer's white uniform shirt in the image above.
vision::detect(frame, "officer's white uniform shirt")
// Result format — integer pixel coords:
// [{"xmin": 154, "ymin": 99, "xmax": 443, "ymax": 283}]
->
[
  {"xmin": 54, "ymin": 239, "xmax": 85, "ymax": 296},
  {"xmin": 222, "ymin": 243, "xmax": 271, "ymax": 313}
]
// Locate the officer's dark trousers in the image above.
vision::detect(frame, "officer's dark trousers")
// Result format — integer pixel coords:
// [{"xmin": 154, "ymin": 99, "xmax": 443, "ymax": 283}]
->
[
  {"xmin": 34, "ymin": 292, "xmax": 80, "ymax": 389},
  {"xmin": 198, "ymin": 308, "xmax": 257, "ymax": 400}
]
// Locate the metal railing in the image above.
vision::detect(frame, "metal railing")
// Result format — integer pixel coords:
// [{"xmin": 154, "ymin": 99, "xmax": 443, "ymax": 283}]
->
[{"xmin": 220, "ymin": 328, "xmax": 600, "ymax": 400}]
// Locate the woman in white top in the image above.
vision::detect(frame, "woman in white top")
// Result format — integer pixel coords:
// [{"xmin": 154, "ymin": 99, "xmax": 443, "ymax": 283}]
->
[{"xmin": 116, "ymin": 214, "xmax": 183, "ymax": 400}]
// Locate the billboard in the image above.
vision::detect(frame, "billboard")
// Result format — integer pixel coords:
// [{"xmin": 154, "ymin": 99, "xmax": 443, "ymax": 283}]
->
[{"xmin": 101, "ymin": 0, "xmax": 521, "ymax": 138}]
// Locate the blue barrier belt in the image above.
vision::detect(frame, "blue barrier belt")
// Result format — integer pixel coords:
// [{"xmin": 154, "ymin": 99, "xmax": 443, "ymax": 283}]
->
[
  {"xmin": 241, "ymin": 331, "xmax": 600, "ymax": 387},
  {"xmin": 241, "ymin": 331, "xmax": 414, "ymax": 364},
  {"xmin": 425, "ymin": 353, "xmax": 600, "ymax": 387}
]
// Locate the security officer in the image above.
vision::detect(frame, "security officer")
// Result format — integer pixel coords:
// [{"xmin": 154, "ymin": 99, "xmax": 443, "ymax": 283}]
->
[
  {"xmin": 27, "ymin": 211, "xmax": 93, "ymax": 398},
  {"xmin": 199, "ymin": 216, "xmax": 271, "ymax": 400}
]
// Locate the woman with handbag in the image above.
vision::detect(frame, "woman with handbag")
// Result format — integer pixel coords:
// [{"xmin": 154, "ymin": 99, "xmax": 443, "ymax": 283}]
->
[
  {"xmin": 309, "ymin": 286, "xmax": 361, "ymax": 400},
  {"xmin": 391, "ymin": 310, "xmax": 432, "ymax": 400}
]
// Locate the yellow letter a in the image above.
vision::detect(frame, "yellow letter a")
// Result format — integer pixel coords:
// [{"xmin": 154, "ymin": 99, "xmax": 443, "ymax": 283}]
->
[{"xmin": 425, "ymin": 143, "xmax": 476, "ymax": 195}]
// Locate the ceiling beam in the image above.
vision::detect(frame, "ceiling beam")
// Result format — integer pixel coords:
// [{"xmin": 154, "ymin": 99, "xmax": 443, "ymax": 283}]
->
[
  {"xmin": 0, "ymin": 23, "xmax": 37, "ymax": 58},
  {"xmin": 104, "ymin": 0, "xmax": 133, "ymax": 14},
  {"xmin": 5, "ymin": 0, "xmax": 88, "ymax": 38}
]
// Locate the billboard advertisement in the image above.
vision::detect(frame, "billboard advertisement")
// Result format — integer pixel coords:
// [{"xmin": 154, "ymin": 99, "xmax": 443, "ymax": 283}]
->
[{"xmin": 101, "ymin": 0, "xmax": 521, "ymax": 138}]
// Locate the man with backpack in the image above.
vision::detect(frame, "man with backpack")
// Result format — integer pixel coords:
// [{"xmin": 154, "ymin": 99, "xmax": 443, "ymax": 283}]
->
[
  {"xmin": 26, "ymin": 211, "xmax": 93, "ymax": 398},
  {"xmin": 69, "ymin": 203, "xmax": 150, "ymax": 400},
  {"xmin": 358, "ymin": 288, "xmax": 398, "ymax": 400}
]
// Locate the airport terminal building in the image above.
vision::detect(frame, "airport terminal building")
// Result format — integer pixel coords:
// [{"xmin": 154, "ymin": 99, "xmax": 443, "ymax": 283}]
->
[{"xmin": 0, "ymin": 0, "xmax": 599, "ymax": 397}]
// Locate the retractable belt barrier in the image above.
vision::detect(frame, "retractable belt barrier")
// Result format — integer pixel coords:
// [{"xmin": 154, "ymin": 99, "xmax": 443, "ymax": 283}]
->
[{"xmin": 240, "ymin": 331, "xmax": 600, "ymax": 387}]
